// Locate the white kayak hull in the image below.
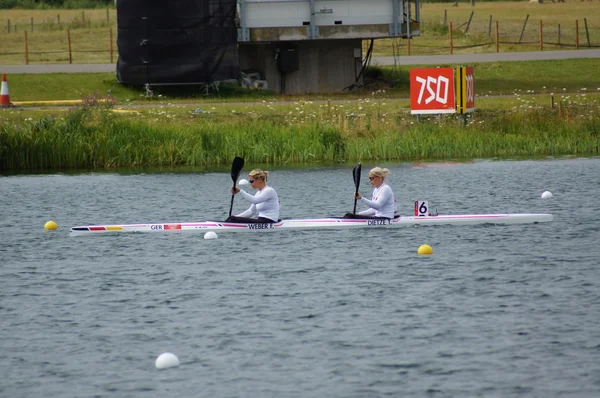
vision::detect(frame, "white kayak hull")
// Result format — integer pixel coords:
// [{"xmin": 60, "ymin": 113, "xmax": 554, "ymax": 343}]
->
[{"xmin": 70, "ymin": 213, "xmax": 553, "ymax": 235}]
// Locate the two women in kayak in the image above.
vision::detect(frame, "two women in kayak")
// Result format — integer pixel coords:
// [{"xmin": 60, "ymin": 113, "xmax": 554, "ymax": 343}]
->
[{"xmin": 226, "ymin": 166, "xmax": 395, "ymax": 223}]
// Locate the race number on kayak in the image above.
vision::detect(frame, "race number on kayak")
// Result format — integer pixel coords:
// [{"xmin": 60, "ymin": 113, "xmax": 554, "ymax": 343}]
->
[{"xmin": 414, "ymin": 201, "xmax": 429, "ymax": 217}]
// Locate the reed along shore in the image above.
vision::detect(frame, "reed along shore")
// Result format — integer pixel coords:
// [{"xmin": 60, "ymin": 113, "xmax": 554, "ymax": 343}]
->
[{"xmin": 1, "ymin": 97, "xmax": 599, "ymax": 172}]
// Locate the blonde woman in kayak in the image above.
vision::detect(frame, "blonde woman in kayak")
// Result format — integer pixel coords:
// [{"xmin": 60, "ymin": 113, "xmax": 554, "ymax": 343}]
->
[
  {"xmin": 346, "ymin": 167, "xmax": 396, "ymax": 219},
  {"xmin": 226, "ymin": 169, "xmax": 280, "ymax": 223}
]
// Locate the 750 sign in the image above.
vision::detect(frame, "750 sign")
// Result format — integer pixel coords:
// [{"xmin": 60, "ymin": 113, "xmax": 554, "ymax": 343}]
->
[{"xmin": 410, "ymin": 68, "xmax": 456, "ymax": 114}]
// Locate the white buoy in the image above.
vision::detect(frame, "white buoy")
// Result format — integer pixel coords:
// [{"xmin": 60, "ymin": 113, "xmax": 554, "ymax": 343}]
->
[
  {"xmin": 204, "ymin": 231, "xmax": 218, "ymax": 240},
  {"xmin": 541, "ymin": 191, "xmax": 553, "ymax": 199},
  {"xmin": 238, "ymin": 178, "xmax": 249, "ymax": 186},
  {"xmin": 155, "ymin": 352, "xmax": 180, "ymax": 370}
]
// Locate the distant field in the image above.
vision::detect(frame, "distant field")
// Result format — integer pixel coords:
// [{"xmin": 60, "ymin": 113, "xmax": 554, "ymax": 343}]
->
[
  {"xmin": 0, "ymin": 2, "xmax": 597, "ymax": 65},
  {"xmin": 373, "ymin": 1, "xmax": 600, "ymax": 56}
]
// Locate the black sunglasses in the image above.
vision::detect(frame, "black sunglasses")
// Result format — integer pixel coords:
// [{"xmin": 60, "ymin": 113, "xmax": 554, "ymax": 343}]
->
[{"xmin": 369, "ymin": 176, "xmax": 379, "ymax": 180}]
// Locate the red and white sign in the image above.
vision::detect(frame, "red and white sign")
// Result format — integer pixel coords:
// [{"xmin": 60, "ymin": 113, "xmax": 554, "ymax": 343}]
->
[
  {"xmin": 465, "ymin": 66, "xmax": 475, "ymax": 112},
  {"xmin": 410, "ymin": 68, "xmax": 456, "ymax": 114}
]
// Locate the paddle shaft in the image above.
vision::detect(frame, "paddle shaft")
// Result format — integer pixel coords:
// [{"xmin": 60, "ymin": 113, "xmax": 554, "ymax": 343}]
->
[{"xmin": 229, "ymin": 189, "xmax": 236, "ymax": 217}]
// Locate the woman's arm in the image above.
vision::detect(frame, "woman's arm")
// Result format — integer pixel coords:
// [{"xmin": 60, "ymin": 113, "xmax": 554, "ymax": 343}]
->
[
  {"xmin": 358, "ymin": 208, "xmax": 376, "ymax": 216},
  {"xmin": 360, "ymin": 186, "xmax": 393, "ymax": 210},
  {"xmin": 236, "ymin": 204, "xmax": 257, "ymax": 218},
  {"xmin": 240, "ymin": 186, "xmax": 277, "ymax": 205}
]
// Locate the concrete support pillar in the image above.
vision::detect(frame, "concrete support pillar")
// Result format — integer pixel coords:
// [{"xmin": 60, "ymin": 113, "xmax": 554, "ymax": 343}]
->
[{"xmin": 239, "ymin": 39, "xmax": 363, "ymax": 94}]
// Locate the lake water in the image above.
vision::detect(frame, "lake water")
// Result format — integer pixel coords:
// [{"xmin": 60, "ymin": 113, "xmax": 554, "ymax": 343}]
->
[{"xmin": 2, "ymin": 158, "xmax": 600, "ymax": 397}]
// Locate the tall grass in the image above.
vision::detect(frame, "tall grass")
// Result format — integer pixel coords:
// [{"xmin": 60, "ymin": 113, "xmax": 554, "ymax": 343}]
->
[{"xmin": 1, "ymin": 97, "xmax": 599, "ymax": 172}]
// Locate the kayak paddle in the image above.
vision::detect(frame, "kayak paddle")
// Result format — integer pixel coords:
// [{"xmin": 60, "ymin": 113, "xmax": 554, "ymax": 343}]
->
[
  {"xmin": 229, "ymin": 156, "xmax": 245, "ymax": 217},
  {"xmin": 352, "ymin": 163, "xmax": 361, "ymax": 214}
]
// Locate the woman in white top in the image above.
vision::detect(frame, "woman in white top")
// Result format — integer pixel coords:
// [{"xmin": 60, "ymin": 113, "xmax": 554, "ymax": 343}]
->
[
  {"xmin": 226, "ymin": 169, "xmax": 280, "ymax": 223},
  {"xmin": 346, "ymin": 167, "xmax": 396, "ymax": 219}
]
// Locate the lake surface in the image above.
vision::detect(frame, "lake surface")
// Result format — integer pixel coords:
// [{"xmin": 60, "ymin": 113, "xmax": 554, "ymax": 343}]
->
[{"xmin": 2, "ymin": 158, "xmax": 600, "ymax": 397}]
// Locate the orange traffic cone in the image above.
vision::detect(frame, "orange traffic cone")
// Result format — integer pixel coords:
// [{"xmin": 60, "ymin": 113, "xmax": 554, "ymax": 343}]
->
[{"xmin": 1, "ymin": 74, "xmax": 14, "ymax": 108}]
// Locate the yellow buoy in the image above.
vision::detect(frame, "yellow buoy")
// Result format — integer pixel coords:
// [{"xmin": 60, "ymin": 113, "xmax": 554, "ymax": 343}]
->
[
  {"xmin": 44, "ymin": 220, "xmax": 58, "ymax": 230},
  {"xmin": 418, "ymin": 244, "xmax": 433, "ymax": 255}
]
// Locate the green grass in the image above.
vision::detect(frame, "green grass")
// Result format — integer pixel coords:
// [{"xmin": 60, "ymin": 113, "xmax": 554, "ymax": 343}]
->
[
  {"xmin": 1, "ymin": 4, "xmax": 599, "ymax": 172},
  {"xmin": 3, "ymin": 58, "xmax": 600, "ymax": 104},
  {"xmin": 1, "ymin": 91, "xmax": 599, "ymax": 171}
]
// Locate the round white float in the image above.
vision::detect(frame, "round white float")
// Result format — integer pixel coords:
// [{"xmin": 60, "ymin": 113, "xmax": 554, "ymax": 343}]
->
[
  {"xmin": 238, "ymin": 178, "xmax": 249, "ymax": 186},
  {"xmin": 155, "ymin": 352, "xmax": 180, "ymax": 370},
  {"xmin": 541, "ymin": 191, "xmax": 553, "ymax": 199},
  {"xmin": 204, "ymin": 231, "xmax": 218, "ymax": 240}
]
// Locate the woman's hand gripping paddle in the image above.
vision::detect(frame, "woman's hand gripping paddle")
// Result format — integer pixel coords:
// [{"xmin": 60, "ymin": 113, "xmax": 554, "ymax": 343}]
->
[
  {"xmin": 228, "ymin": 157, "xmax": 245, "ymax": 217},
  {"xmin": 352, "ymin": 163, "xmax": 362, "ymax": 214}
]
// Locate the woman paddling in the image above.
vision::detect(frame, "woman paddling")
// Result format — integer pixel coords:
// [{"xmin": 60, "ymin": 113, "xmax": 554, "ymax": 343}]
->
[
  {"xmin": 226, "ymin": 169, "xmax": 280, "ymax": 223},
  {"xmin": 345, "ymin": 167, "xmax": 396, "ymax": 219}
]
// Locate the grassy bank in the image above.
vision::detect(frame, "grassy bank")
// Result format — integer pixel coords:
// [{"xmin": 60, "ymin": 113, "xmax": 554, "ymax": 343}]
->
[
  {"xmin": 1, "ymin": 56, "xmax": 599, "ymax": 172},
  {"xmin": 1, "ymin": 93, "xmax": 598, "ymax": 171},
  {"xmin": 3, "ymin": 58, "xmax": 600, "ymax": 102}
]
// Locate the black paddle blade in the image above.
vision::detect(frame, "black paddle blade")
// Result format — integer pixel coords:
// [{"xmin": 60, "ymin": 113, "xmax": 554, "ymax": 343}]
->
[
  {"xmin": 228, "ymin": 157, "xmax": 244, "ymax": 217},
  {"xmin": 353, "ymin": 163, "xmax": 362, "ymax": 191},
  {"xmin": 231, "ymin": 156, "xmax": 245, "ymax": 185},
  {"xmin": 352, "ymin": 163, "xmax": 361, "ymax": 214}
]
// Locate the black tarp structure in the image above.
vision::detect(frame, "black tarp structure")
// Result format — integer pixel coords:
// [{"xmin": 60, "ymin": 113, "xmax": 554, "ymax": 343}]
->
[{"xmin": 116, "ymin": 0, "xmax": 239, "ymax": 85}]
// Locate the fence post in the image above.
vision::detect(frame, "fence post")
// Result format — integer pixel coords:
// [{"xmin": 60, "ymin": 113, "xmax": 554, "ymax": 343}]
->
[
  {"xmin": 488, "ymin": 15, "xmax": 492, "ymax": 38},
  {"xmin": 539, "ymin": 20, "xmax": 543, "ymax": 51},
  {"xmin": 465, "ymin": 11, "xmax": 474, "ymax": 34},
  {"xmin": 58, "ymin": 14, "xmax": 60, "ymax": 26},
  {"xmin": 106, "ymin": 9, "xmax": 110, "ymax": 22},
  {"xmin": 109, "ymin": 28, "xmax": 114, "ymax": 63},
  {"xmin": 558, "ymin": 24, "xmax": 561, "ymax": 46},
  {"xmin": 450, "ymin": 22, "xmax": 454, "ymax": 54},
  {"xmin": 408, "ymin": 36, "xmax": 411, "ymax": 56},
  {"xmin": 576, "ymin": 20, "xmax": 579, "ymax": 49},
  {"xmin": 496, "ymin": 21, "xmax": 499, "ymax": 53},
  {"xmin": 444, "ymin": 10, "xmax": 447, "ymax": 26},
  {"xmin": 67, "ymin": 28, "xmax": 72, "ymax": 64},
  {"xmin": 30, "ymin": 17, "xmax": 33, "ymax": 32},
  {"xmin": 584, "ymin": 18, "xmax": 590, "ymax": 47},
  {"xmin": 518, "ymin": 14, "xmax": 529, "ymax": 44},
  {"xmin": 7, "ymin": 19, "xmax": 10, "ymax": 34},
  {"xmin": 24, "ymin": 30, "xmax": 29, "ymax": 65}
]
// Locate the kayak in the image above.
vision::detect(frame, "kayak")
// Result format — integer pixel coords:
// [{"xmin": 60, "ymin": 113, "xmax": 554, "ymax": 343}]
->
[{"xmin": 69, "ymin": 213, "xmax": 553, "ymax": 235}]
